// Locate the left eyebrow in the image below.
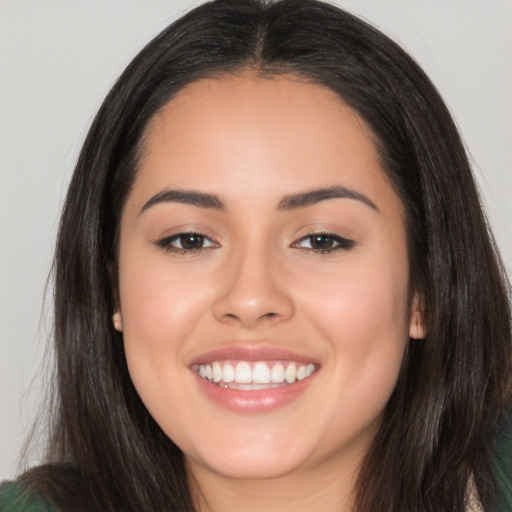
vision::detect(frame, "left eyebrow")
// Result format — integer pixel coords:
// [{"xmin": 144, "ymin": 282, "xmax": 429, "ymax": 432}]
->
[
  {"xmin": 139, "ymin": 189, "xmax": 226, "ymax": 215},
  {"xmin": 277, "ymin": 186, "xmax": 379, "ymax": 211}
]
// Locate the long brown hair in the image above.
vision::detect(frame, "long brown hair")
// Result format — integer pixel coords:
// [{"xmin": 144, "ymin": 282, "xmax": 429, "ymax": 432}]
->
[{"xmin": 21, "ymin": 1, "xmax": 512, "ymax": 510}]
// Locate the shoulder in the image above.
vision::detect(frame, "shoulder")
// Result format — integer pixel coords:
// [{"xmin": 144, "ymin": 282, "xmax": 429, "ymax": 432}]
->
[
  {"xmin": 492, "ymin": 409, "xmax": 512, "ymax": 511},
  {"xmin": 1, "ymin": 464, "xmax": 92, "ymax": 512},
  {"xmin": 0, "ymin": 480, "xmax": 57, "ymax": 511}
]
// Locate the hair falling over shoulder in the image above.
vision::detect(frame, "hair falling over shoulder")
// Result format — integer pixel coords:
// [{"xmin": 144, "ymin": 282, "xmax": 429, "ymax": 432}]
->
[{"xmin": 18, "ymin": 1, "xmax": 512, "ymax": 511}]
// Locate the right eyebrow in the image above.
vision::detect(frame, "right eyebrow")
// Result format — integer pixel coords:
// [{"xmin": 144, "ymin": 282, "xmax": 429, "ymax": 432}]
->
[
  {"xmin": 277, "ymin": 185, "xmax": 379, "ymax": 212},
  {"xmin": 139, "ymin": 189, "xmax": 226, "ymax": 215}
]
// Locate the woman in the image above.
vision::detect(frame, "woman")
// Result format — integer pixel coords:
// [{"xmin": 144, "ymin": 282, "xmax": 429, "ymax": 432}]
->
[{"xmin": 1, "ymin": 0, "xmax": 510, "ymax": 510}]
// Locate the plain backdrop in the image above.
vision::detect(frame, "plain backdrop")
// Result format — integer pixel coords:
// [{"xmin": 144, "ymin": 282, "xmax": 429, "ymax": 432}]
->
[{"xmin": 1, "ymin": 0, "xmax": 511, "ymax": 479}]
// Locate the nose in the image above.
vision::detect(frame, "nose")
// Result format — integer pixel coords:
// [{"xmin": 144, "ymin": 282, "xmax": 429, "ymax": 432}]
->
[{"xmin": 212, "ymin": 245, "xmax": 295, "ymax": 328}]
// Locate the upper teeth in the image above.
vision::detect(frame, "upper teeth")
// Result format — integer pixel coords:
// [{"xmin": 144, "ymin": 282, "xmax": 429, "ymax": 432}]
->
[{"xmin": 197, "ymin": 361, "xmax": 316, "ymax": 386}]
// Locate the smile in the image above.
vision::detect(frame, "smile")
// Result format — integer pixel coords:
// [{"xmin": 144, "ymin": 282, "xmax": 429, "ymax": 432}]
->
[{"xmin": 195, "ymin": 361, "xmax": 317, "ymax": 389}]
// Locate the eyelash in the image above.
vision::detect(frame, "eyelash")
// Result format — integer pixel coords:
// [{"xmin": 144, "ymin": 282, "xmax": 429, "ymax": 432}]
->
[
  {"xmin": 292, "ymin": 232, "xmax": 355, "ymax": 254},
  {"xmin": 155, "ymin": 232, "xmax": 217, "ymax": 254},
  {"xmin": 155, "ymin": 231, "xmax": 355, "ymax": 255}
]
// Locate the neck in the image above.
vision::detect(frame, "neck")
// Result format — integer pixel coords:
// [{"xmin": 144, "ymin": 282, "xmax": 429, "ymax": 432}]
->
[{"xmin": 187, "ymin": 452, "xmax": 361, "ymax": 512}]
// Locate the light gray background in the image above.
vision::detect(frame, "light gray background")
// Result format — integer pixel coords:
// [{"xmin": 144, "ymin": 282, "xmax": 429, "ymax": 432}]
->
[{"xmin": 1, "ymin": 0, "xmax": 511, "ymax": 479}]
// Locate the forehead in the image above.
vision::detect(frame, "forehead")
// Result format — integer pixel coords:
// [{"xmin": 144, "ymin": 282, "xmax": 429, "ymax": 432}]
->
[
  {"xmin": 144, "ymin": 73, "xmax": 375, "ymax": 159},
  {"xmin": 131, "ymin": 73, "xmax": 401, "ymax": 217}
]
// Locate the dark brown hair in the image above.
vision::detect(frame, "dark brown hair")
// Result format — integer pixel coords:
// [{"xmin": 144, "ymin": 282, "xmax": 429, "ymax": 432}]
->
[{"xmin": 20, "ymin": 1, "xmax": 512, "ymax": 510}]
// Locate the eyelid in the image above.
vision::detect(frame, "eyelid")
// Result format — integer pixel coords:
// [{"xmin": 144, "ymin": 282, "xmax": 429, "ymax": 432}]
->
[
  {"xmin": 153, "ymin": 227, "xmax": 354, "ymax": 255},
  {"xmin": 292, "ymin": 231, "xmax": 355, "ymax": 253},
  {"xmin": 155, "ymin": 231, "xmax": 219, "ymax": 254}
]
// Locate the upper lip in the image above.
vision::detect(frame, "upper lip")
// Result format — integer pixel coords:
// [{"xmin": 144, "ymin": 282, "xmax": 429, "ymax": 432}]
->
[{"xmin": 189, "ymin": 344, "xmax": 320, "ymax": 366}]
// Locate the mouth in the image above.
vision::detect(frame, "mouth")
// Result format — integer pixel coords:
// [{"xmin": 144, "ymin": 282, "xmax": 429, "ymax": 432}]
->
[
  {"xmin": 190, "ymin": 346, "xmax": 320, "ymax": 413},
  {"xmin": 193, "ymin": 360, "xmax": 317, "ymax": 390}
]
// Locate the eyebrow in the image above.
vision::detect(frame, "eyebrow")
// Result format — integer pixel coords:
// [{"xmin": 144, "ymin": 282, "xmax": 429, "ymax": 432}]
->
[
  {"xmin": 277, "ymin": 186, "xmax": 379, "ymax": 211},
  {"xmin": 140, "ymin": 185, "xmax": 378, "ymax": 215},
  {"xmin": 140, "ymin": 189, "xmax": 225, "ymax": 214}
]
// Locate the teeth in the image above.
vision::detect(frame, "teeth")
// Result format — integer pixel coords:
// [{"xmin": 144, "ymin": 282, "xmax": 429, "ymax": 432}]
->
[
  {"xmin": 197, "ymin": 360, "xmax": 316, "ymax": 387},
  {"xmin": 235, "ymin": 362, "xmax": 252, "ymax": 383},
  {"xmin": 212, "ymin": 362, "xmax": 222, "ymax": 382},
  {"xmin": 285, "ymin": 363, "xmax": 296, "ymax": 384},
  {"xmin": 253, "ymin": 362, "xmax": 271, "ymax": 384},
  {"xmin": 223, "ymin": 363, "xmax": 235, "ymax": 382},
  {"xmin": 270, "ymin": 363, "xmax": 285, "ymax": 383}
]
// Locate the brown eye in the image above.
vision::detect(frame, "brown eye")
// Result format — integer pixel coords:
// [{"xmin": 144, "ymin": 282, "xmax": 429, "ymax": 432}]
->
[
  {"xmin": 309, "ymin": 235, "xmax": 335, "ymax": 250},
  {"xmin": 179, "ymin": 233, "xmax": 206, "ymax": 250},
  {"xmin": 293, "ymin": 233, "xmax": 355, "ymax": 253},
  {"xmin": 156, "ymin": 232, "xmax": 217, "ymax": 253}
]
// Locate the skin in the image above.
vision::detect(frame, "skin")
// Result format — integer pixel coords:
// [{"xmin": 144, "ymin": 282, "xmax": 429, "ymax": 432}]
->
[{"xmin": 115, "ymin": 74, "xmax": 425, "ymax": 512}]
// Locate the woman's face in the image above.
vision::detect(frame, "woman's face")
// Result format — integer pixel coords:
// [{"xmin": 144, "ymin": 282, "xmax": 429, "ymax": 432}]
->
[{"xmin": 116, "ymin": 75, "xmax": 424, "ymax": 483}]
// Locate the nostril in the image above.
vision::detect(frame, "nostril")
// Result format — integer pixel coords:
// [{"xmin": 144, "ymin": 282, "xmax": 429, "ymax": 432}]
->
[
  {"xmin": 212, "ymin": 279, "xmax": 295, "ymax": 326},
  {"xmin": 219, "ymin": 310, "xmax": 281, "ymax": 327}
]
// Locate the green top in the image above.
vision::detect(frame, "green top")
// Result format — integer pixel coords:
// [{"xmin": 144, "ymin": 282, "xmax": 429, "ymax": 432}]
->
[
  {"xmin": 1, "ymin": 425, "xmax": 511, "ymax": 511},
  {"xmin": 0, "ymin": 481, "xmax": 57, "ymax": 511}
]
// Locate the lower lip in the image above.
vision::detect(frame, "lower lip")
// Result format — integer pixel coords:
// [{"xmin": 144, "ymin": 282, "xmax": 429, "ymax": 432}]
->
[{"xmin": 194, "ymin": 372, "xmax": 317, "ymax": 413}]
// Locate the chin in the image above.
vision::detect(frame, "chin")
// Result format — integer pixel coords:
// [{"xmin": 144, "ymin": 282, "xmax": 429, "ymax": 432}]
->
[
  {"xmin": 190, "ymin": 452, "xmax": 305, "ymax": 480},
  {"xmin": 183, "ymin": 434, "xmax": 314, "ymax": 480}
]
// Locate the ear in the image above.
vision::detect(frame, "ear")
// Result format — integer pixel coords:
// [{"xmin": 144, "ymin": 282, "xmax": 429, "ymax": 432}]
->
[
  {"xmin": 409, "ymin": 291, "xmax": 426, "ymax": 339},
  {"xmin": 112, "ymin": 310, "xmax": 123, "ymax": 331},
  {"xmin": 108, "ymin": 261, "xmax": 123, "ymax": 331}
]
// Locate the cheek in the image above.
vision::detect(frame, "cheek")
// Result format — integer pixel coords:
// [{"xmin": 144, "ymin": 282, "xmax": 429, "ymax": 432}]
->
[
  {"xmin": 117, "ymin": 255, "xmax": 213, "ymax": 444},
  {"xmin": 297, "ymin": 266, "xmax": 409, "ymax": 452},
  {"xmin": 117, "ymin": 249, "xmax": 212, "ymax": 397},
  {"xmin": 302, "ymin": 252, "xmax": 410, "ymax": 334},
  {"xmin": 299, "ymin": 253, "xmax": 410, "ymax": 397},
  {"xmin": 120, "ymin": 252, "xmax": 209, "ymax": 342}
]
